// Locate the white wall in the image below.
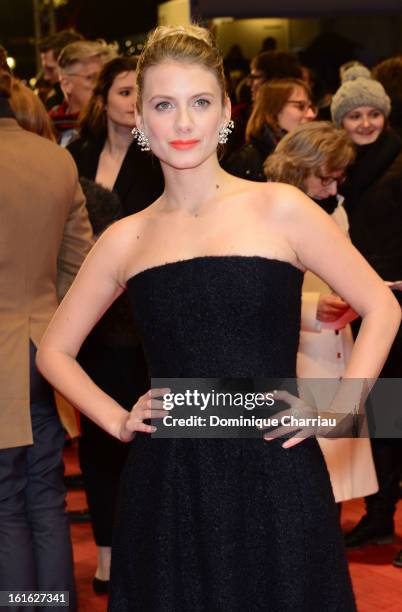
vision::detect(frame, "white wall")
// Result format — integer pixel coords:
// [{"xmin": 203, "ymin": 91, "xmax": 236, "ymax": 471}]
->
[{"xmin": 213, "ymin": 18, "xmax": 320, "ymax": 59}]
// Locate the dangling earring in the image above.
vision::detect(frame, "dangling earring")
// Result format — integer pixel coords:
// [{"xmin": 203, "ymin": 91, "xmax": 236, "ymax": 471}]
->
[
  {"xmin": 132, "ymin": 127, "xmax": 151, "ymax": 151},
  {"xmin": 218, "ymin": 120, "xmax": 235, "ymax": 144}
]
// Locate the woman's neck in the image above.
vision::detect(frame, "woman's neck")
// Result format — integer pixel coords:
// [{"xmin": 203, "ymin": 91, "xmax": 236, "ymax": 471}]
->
[
  {"xmin": 159, "ymin": 154, "xmax": 229, "ymax": 214},
  {"xmin": 104, "ymin": 119, "xmax": 133, "ymax": 158}
]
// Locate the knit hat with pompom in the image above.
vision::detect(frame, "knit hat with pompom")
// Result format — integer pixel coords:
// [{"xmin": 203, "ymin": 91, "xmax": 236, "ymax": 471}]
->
[{"xmin": 331, "ymin": 67, "xmax": 391, "ymax": 127}]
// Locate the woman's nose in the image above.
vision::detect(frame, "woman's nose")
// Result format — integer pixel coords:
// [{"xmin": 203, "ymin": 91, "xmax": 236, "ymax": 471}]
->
[
  {"xmin": 306, "ymin": 105, "xmax": 317, "ymax": 120},
  {"xmin": 175, "ymin": 107, "xmax": 193, "ymax": 132},
  {"xmin": 327, "ymin": 181, "xmax": 338, "ymax": 196}
]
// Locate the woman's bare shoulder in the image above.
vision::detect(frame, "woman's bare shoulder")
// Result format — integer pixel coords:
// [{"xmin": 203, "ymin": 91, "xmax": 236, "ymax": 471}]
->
[
  {"xmin": 251, "ymin": 181, "xmax": 327, "ymax": 224},
  {"xmin": 97, "ymin": 204, "xmax": 158, "ymax": 249},
  {"xmin": 225, "ymin": 173, "xmax": 307, "ymax": 205},
  {"xmin": 84, "ymin": 204, "xmax": 160, "ymax": 284}
]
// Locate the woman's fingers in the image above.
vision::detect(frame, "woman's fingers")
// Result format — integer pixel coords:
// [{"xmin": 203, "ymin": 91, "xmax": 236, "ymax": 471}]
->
[
  {"xmin": 264, "ymin": 426, "xmax": 315, "ymax": 447},
  {"xmin": 127, "ymin": 387, "xmax": 171, "ymax": 435},
  {"xmin": 142, "ymin": 408, "xmax": 170, "ymax": 420},
  {"xmin": 145, "ymin": 398, "xmax": 166, "ymax": 409},
  {"xmin": 317, "ymin": 294, "xmax": 349, "ymax": 321},
  {"xmin": 140, "ymin": 387, "xmax": 171, "ymax": 402},
  {"xmin": 263, "ymin": 424, "xmax": 301, "ymax": 439},
  {"xmin": 125, "ymin": 418, "xmax": 157, "ymax": 434},
  {"xmin": 261, "ymin": 389, "xmax": 319, "ymax": 446},
  {"xmin": 272, "ymin": 389, "xmax": 307, "ymax": 412},
  {"xmin": 282, "ymin": 433, "xmax": 310, "ymax": 449}
]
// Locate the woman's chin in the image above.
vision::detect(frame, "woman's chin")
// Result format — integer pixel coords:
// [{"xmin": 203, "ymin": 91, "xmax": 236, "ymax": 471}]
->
[
  {"xmin": 353, "ymin": 133, "xmax": 381, "ymax": 145},
  {"xmin": 159, "ymin": 149, "xmax": 217, "ymax": 170}
]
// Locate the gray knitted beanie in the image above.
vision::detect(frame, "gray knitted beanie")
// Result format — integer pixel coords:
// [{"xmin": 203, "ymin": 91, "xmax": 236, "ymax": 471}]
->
[{"xmin": 331, "ymin": 67, "xmax": 391, "ymax": 127}]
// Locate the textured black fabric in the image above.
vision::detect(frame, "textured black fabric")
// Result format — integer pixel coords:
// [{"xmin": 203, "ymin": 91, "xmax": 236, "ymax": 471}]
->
[
  {"xmin": 312, "ymin": 195, "xmax": 339, "ymax": 215},
  {"xmin": 109, "ymin": 256, "xmax": 356, "ymax": 612}
]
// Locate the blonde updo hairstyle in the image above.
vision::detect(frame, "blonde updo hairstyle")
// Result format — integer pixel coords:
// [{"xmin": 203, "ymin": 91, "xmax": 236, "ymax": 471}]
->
[{"xmin": 136, "ymin": 25, "xmax": 227, "ymax": 112}]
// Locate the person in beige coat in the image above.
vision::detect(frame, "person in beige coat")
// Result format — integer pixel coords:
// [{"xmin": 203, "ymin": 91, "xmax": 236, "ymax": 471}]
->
[
  {"xmin": 0, "ymin": 72, "xmax": 93, "ymax": 608},
  {"xmin": 265, "ymin": 121, "xmax": 379, "ymax": 504}
]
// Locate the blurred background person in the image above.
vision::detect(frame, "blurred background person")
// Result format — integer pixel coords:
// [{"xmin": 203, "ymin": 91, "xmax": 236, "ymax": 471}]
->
[
  {"xmin": 300, "ymin": 32, "xmax": 358, "ymax": 121},
  {"xmin": 260, "ymin": 36, "xmax": 277, "ymax": 53},
  {"xmin": 224, "ymin": 78, "xmax": 316, "ymax": 181},
  {"xmin": 265, "ymin": 121, "xmax": 378, "ymax": 507},
  {"xmin": 67, "ymin": 56, "xmax": 164, "ymax": 593},
  {"xmin": 224, "ymin": 49, "xmax": 304, "ymax": 158},
  {"xmin": 372, "ymin": 57, "xmax": 402, "ymax": 139},
  {"xmin": 0, "ymin": 45, "xmax": 11, "ymax": 74},
  {"xmin": 51, "ymin": 39, "xmax": 117, "ymax": 146},
  {"xmin": 0, "ymin": 68, "xmax": 92, "ymax": 610},
  {"xmin": 248, "ymin": 50, "xmax": 303, "ymax": 102},
  {"xmin": 38, "ymin": 29, "xmax": 83, "ymax": 109},
  {"xmin": 9, "ymin": 78, "xmax": 56, "ymax": 140},
  {"xmin": 331, "ymin": 69, "xmax": 402, "ymax": 555},
  {"xmin": 224, "ymin": 44, "xmax": 249, "ymax": 76}
]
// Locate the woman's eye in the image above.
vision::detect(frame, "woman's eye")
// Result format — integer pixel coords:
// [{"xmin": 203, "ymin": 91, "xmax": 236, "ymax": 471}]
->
[
  {"xmin": 194, "ymin": 98, "xmax": 210, "ymax": 107},
  {"xmin": 119, "ymin": 89, "xmax": 131, "ymax": 97},
  {"xmin": 370, "ymin": 111, "xmax": 381, "ymax": 118},
  {"xmin": 155, "ymin": 101, "xmax": 172, "ymax": 110}
]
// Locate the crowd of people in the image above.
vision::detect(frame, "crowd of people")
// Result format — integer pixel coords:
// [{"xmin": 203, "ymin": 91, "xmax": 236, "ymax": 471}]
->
[{"xmin": 1, "ymin": 22, "xmax": 402, "ymax": 611}]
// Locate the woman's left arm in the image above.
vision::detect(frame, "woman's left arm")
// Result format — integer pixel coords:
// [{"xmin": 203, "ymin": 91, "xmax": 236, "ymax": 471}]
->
[{"xmin": 280, "ymin": 187, "xmax": 401, "ymax": 381}]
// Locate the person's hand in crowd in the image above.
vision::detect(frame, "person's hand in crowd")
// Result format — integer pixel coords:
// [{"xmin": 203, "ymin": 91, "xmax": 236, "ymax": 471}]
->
[{"xmin": 317, "ymin": 293, "xmax": 350, "ymax": 322}]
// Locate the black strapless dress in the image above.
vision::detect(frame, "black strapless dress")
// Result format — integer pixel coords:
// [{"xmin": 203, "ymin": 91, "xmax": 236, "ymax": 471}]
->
[{"xmin": 109, "ymin": 256, "xmax": 356, "ymax": 612}]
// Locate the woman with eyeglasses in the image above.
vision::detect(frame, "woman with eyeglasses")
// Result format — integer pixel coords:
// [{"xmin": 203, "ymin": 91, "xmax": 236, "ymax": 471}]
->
[
  {"xmin": 224, "ymin": 78, "xmax": 316, "ymax": 181},
  {"xmin": 248, "ymin": 50, "xmax": 303, "ymax": 102},
  {"xmin": 330, "ymin": 68, "xmax": 402, "ymax": 560},
  {"xmin": 265, "ymin": 121, "xmax": 379, "ymax": 507}
]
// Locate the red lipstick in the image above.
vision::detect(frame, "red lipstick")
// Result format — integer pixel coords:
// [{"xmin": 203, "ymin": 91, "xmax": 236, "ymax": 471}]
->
[{"xmin": 169, "ymin": 139, "xmax": 199, "ymax": 150}]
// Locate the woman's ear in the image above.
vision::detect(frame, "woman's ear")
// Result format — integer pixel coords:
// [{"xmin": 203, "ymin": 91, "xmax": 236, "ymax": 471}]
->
[
  {"xmin": 135, "ymin": 110, "xmax": 145, "ymax": 132},
  {"xmin": 223, "ymin": 95, "xmax": 232, "ymax": 124},
  {"xmin": 134, "ymin": 108, "xmax": 140, "ymax": 128}
]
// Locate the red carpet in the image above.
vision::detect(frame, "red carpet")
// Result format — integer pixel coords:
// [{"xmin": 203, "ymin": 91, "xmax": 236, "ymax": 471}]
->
[{"xmin": 65, "ymin": 442, "xmax": 402, "ymax": 611}]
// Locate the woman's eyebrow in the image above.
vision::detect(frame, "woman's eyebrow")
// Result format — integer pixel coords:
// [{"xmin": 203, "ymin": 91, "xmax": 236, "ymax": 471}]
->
[{"xmin": 148, "ymin": 91, "xmax": 215, "ymax": 102}]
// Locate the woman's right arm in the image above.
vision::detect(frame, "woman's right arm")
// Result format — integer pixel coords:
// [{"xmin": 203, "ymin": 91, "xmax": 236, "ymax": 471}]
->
[{"xmin": 37, "ymin": 221, "xmax": 166, "ymax": 441}]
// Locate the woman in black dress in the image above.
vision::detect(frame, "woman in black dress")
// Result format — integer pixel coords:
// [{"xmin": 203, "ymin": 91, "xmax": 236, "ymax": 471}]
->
[{"xmin": 38, "ymin": 26, "xmax": 400, "ymax": 611}]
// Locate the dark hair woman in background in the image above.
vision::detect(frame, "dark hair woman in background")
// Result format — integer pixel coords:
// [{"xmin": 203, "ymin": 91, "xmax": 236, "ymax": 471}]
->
[{"xmin": 67, "ymin": 56, "xmax": 164, "ymax": 593}]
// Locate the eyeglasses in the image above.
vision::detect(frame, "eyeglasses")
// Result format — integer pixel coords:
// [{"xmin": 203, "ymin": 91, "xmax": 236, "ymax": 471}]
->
[
  {"xmin": 66, "ymin": 72, "xmax": 99, "ymax": 83},
  {"xmin": 248, "ymin": 73, "xmax": 264, "ymax": 81},
  {"xmin": 286, "ymin": 100, "xmax": 317, "ymax": 114},
  {"xmin": 316, "ymin": 173, "xmax": 346, "ymax": 187}
]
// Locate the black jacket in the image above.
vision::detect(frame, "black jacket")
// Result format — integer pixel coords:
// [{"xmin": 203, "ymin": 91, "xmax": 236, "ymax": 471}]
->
[
  {"xmin": 341, "ymin": 129, "xmax": 402, "ymax": 376},
  {"xmin": 341, "ymin": 129, "xmax": 402, "ymax": 280},
  {"xmin": 67, "ymin": 132, "xmax": 164, "ymax": 216},
  {"xmin": 223, "ymin": 123, "xmax": 279, "ymax": 182}
]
